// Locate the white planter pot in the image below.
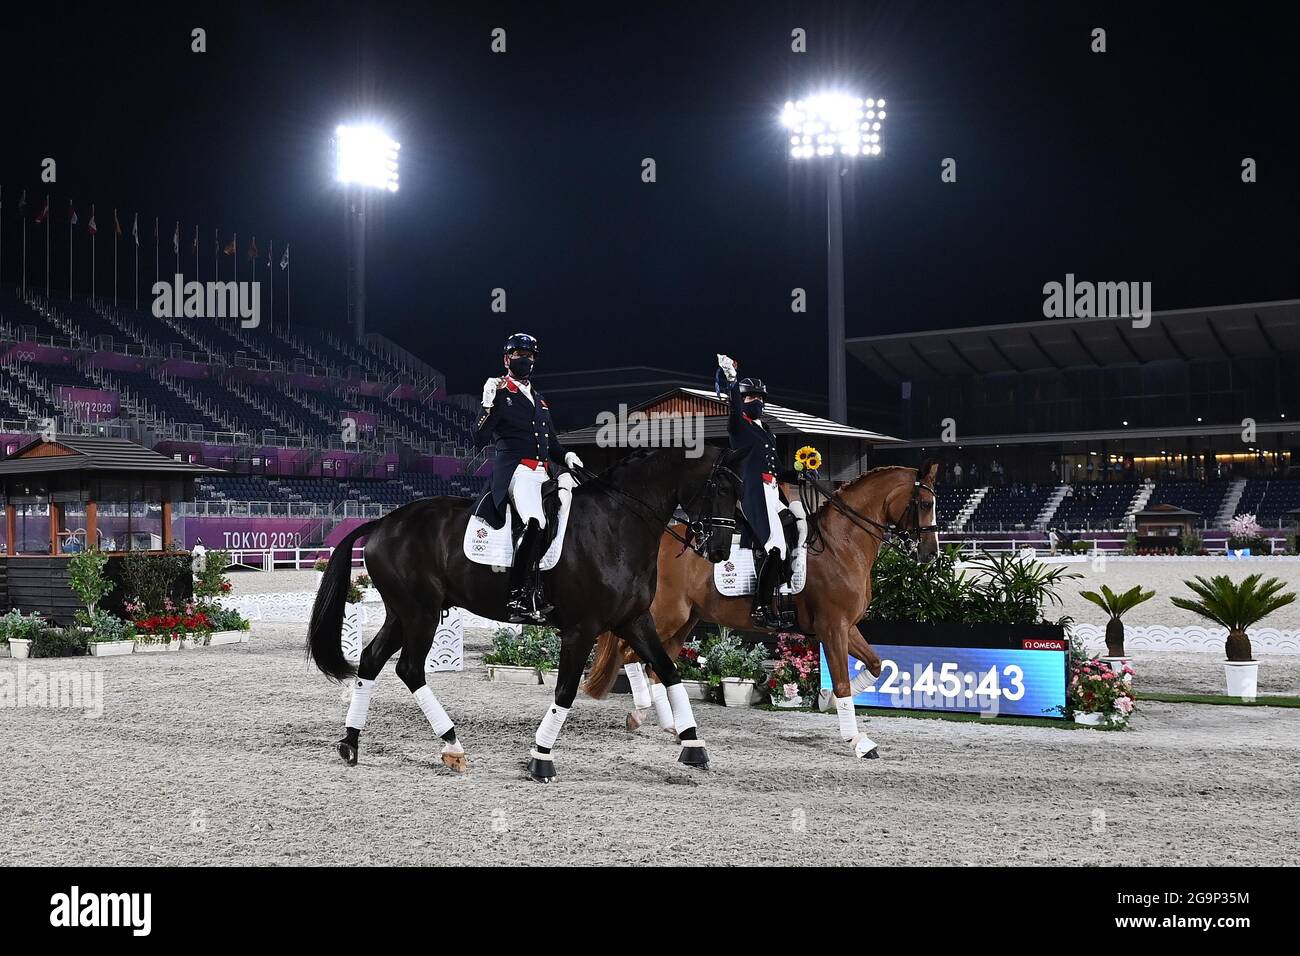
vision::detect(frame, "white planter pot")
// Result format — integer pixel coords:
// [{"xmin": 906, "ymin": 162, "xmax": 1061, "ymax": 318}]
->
[
  {"xmin": 136, "ymin": 638, "xmax": 181, "ymax": 653},
  {"xmin": 1073, "ymin": 711, "xmax": 1106, "ymax": 727},
  {"xmin": 89, "ymin": 640, "xmax": 135, "ymax": 657},
  {"xmin": 208, "ymin": 630, "xmax": 245, "ymax": 646},
  {"xmin": 9, "ymin": 639, "xmax": 32, "ymax": 659},
  {"xmin": 679, "ymin": 679, "xmax": 709, "ymax": 701},
  {"xmin": 1223, "ymin": 660, "xmax": 1259, "ymax": 702},
  {"xmin": 772, "ymin": 693, "xmax": 805, "ymax": 709},
  {"xmin": 181, "ymin": 636, "xmax": 210, "ymax": 649},
  {"xmin": 487, "ymin": 664, "xmax": 540, "ymax": 684},
  {"xmin": 1100, "ymin": 656, "xmax": 1133, "ymax": 685},
  {"xmin": 539, "ymin": 668, "xmax": 558, "ymax": 687},
  {"xmin": 721, "ymin": 677, "xmax": 758, "ymax": 707}
]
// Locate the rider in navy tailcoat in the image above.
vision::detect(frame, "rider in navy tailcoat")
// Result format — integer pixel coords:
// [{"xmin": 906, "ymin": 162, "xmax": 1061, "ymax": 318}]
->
[
  {"xmin": 475, "ymin": 333, "xmax": 583, "ymax": 621},
  {"xmin": 717, "ymin": 354, "xmax": 790, "ymax": 628}
]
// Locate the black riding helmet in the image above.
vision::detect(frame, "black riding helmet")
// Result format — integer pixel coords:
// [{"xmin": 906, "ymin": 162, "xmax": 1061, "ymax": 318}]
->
[
  {"xmin": 503, "ymin": 332, "xmax": 540, "ymax": 354},
  {"xmin": 737, "ymin": 377, "xmax": 767, "ymax": 397}
]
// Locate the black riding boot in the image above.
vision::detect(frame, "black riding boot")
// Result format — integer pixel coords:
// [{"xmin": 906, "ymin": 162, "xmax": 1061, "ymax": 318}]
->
[
  {"xmin": 751, "ymin": 548, "xmax": 784, "ymax": 629},
  {"xmin": 506, "ymin": 519, "xmax": 548, "ymax": 623}
]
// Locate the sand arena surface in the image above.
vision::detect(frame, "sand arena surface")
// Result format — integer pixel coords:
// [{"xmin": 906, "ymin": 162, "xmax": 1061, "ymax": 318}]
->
[{"xmin": 3, "ymin": 620, "xmax": 1297, "ymax": 866}]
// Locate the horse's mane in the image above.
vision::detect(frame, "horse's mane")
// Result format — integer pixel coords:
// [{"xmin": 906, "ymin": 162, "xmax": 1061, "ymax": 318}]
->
[
  {"xmin": 587, "ymin": 447, "xmax": 676, "ymax": 488},
  {"xmin": 809, "ymin": 464, "xmax": 915, "ymax": 519}
]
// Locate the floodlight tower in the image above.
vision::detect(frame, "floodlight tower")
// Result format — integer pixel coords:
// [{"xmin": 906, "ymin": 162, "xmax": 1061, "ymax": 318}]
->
[
  {"xmin": 334, "ymin": 124, "xmax": 400, "ymax": 342},
  {"xmin": 781, "ymin": 93, "xmax": 886, "ymax": 423}
]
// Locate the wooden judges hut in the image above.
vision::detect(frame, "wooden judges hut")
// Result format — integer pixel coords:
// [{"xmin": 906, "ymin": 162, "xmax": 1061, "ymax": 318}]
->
[{"xmin": 0, "ymin": 435, "xmax": 217, "ymax": 621}]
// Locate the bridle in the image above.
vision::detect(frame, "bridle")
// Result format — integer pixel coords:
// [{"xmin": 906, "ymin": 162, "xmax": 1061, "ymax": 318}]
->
[
  {"xmin": 573, "ymin": 451, "xmax": 741, "ymax": 558},
  {"xmin": 800, "ymin": 472, "xmax": 938, "ymax": 558}
]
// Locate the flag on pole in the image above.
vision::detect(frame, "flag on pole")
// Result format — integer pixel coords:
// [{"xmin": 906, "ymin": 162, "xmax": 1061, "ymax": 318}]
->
[
  {"xmin": 69, "ymin": 200, "xmax": 78, "ymax": 226},
  {"xmin": 192, "ymin": 224, "xmax": 198, "ymax": 255},
  {"xmin": 132, "ymin": 213, "xmax": 139, "ymax": 245},
  {"xmin": 266, "ymin": 242, "xmax": 272, "ymax": 269},
  {"xmin": 223, "ymin": 236, "xmax": 236, "ymax": 256},
  {"xmin": 172, "ymin": 221, "xmax": 179, "ymax": 255},
  {"xmin": 247, "ymin": 237, "xmax": 259, "ymax": 260},
  {"xmin": 88, "ymin": 208, "xmax": 97, "ymax": 235},
  {"xmin": 35, "ymin": 197, "xmax": 49, "ymax": 223},
  {"xmin": 153, "ymin": 217, "xmax": 159, "ymax": 240},
  {"xmin": 114, "ymin": 209, "xmax": 122, "ymax": 236},
  {"xmin": 280, "ymin": 243, "xmax": 290, "ymax": 269}
]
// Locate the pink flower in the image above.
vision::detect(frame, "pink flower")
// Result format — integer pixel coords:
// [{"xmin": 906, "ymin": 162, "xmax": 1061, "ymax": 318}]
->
[
  {"xmin": 783, "ymin": 682, "xmax": 799, "ymax": 700},
  {"xmin": 1115, "ymin": 697, "xmax": 1133, "ymax": 715}
]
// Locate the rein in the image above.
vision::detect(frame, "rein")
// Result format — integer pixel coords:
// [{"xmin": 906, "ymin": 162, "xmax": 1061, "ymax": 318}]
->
[
  {"xmin": 799, "ymin": 472, "xmax": 937, "ymax": 559},
  {"xmin": 571, "ymin": 453, "xmax": 739, "ymax": 553}
]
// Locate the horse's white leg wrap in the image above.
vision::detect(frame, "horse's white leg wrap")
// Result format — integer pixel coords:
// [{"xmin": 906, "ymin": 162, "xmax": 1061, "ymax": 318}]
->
[
  {"xmin": 650, "ymin": 682, "xmax": 675, "ymax": 730},
  {"xmin": 413, "ymin": 685, "xmax": 454, "ymax": 737},
  {"xmin": 666, "ymin": 683, "xmax": 698, "ymax": 734},
  {"xmin": 345, "ymin": 677, "xmax": 377, "ymax": 730},
  {"xmin": 835, "ymin": 695, "xmax": 877, "ymax": 756},
  {"xmin": 625, "ymin": 662, "xmax": 653, "ymax": 710},
  {"xmin": 535, "ymin": 703, "xmax": 571, "ymax": 750},
  {"xmin": 850, "ymin": 668, "xmax": 877, "ymax": 696},
  {"xmin": 835, "ymin": 695, "xmax": 859, "ymax": 742}
]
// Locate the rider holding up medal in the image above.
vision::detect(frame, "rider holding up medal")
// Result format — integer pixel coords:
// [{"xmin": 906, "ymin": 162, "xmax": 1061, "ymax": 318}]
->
[{"xmin": 717, "ymin": 353, "xmax": 790, "ymax": 628}]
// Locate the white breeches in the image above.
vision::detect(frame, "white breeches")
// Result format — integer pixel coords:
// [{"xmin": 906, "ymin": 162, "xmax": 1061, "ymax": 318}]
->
[
  {"xmin": 758, "ymin": 480, "xmax": 787, "ymax": 559},
  {"xmin": 509, "ymin": 462, "xmax": 548, "ymax": 528}
]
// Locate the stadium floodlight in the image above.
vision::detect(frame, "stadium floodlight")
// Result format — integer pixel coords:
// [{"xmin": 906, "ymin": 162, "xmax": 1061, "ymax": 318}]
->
[
  {"xmin": 335, "ymin": 124, "xmax": 401, "ymax": 192},
  {"xmin": 782, "ymin": 93, "xmax": 885, "ymax": 160},
  {"xmin": 781, "ymin": 91, "xmax": 887, "ymax": 423}
]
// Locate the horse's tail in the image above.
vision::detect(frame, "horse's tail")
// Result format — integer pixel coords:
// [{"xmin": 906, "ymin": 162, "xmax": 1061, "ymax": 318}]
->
[
  {"xmin": 583, "ymin": 631, "xmax": 626, "ymax": 699},
  {"xmin": 307, "ymin": 519, "xmax": 382, "ymax": 683}
]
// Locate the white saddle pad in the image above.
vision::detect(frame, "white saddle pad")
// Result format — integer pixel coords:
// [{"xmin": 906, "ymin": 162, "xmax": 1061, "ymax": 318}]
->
[
  {"xmin": 463, "ymin": 473, "xmax": 575, "ymax": 570},
  {"xmin": 713, "ymin": 536, "xmax": 807, "ymax": 597}
]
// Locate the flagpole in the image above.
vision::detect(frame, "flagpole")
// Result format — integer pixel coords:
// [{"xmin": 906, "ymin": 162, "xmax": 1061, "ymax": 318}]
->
[
  {"xmin": 154, "ymin": 217, "xmax": 159, "ymax": 288},
  {"xmin": 174, "ymin": 221, "xmax": 179, "ymax": 279},
  {"xmin": 134, "ymin": 214, "xmax": 139, "ymax": 310},
  {"xmin": 45, "ymin": 193, "xmax": 50, "ymax": 301},
  {"xmin": 287, "ymin": 249, "xmax": 291, "ymax": 331},
  {"xmin": 269, "ymin": 240, "xmax": 274, "ymax": 333},
  {"xmin": 0, "ymin": 186, "xmax": 4, "ymax": 296},
  {"xmin": 113, "ymin": 210, "xmax": 118, "ymax": 308},
  {"xmin": 68, "ymin": 202, "xmax": 74, "ymax": 302},
  {"xmin": 213, "ymin": 228, "xmax": 217, "ymax": 284},
  {"xmin": 91, "ymin": 204, "xmax": 96, "ymax": 304}
]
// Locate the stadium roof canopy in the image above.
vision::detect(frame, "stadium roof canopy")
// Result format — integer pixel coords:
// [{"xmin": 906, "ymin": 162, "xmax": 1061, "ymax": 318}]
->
[
  {"xmin": 559, "ymin": 387, "xmax": 899, "ymax": 444},
  {"xmin": 847, "ymin": 299, "xmax": 1300, "ymax": 382},
  {"xmin": 0, "ymin": 435, "xmax": 220, "ymax": 475}
]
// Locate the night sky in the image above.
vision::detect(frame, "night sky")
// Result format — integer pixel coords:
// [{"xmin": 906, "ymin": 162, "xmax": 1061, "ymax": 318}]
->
[{"xmin": 2, "ymin": 1, "xmax": 1297, "ymax": 402}]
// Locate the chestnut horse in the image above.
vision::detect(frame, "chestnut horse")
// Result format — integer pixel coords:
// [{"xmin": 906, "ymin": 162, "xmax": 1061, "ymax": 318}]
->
[{"xmin": 583, "ymin": 463, "xmax": 939, "ymax": 759}]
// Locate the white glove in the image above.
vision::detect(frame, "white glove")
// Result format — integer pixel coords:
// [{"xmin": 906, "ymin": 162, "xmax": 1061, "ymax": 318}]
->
[
  {"xmin": 564, "ymin": 451, "xmax": 584, "ymax": 470},
  {"xmin": 717, "ymin": 354, "xmax": 737, "ymax": 383},
  {"xmin": 481, "ymin": 376, "xmax": 501, "ymax": 408}
]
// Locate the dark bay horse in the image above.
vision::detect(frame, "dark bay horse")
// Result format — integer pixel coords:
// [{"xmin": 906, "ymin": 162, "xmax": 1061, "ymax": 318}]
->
[
  {"xmin": 307, "ymin": 445, "xmax": 745, "ymax": 781},
  {"xmin": 584, "ymin": 463, "xmax": 939, "ymax": 759}
]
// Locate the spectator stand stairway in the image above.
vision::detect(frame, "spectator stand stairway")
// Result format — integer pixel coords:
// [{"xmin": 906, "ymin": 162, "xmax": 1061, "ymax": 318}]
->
[{"xmin": 948, "ymin": 487, "xmax": 987, "ymax": 533}]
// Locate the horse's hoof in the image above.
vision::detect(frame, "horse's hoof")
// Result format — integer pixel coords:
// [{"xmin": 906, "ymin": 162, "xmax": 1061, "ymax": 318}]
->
[
  {"xmin": 678, "ymin": 740, "xmax": 709, "ymax": 770},
  {"xmin": 626, "ymin": 708, "xmax": 646, "ymax": 732},
  {"xmin": 526, "ymin": 752, "xmax": 556, "ymax": 783},
  {"xmin": 440, "ymin": 745, "xmax": 468, "ymax": 773},
  {"xmin": 851, "ymin": 733, "xmax": 880, "ymax": 760},
  {"xmin": 336, "ymin": 739, "xmax": 358, "ymax": 766}
]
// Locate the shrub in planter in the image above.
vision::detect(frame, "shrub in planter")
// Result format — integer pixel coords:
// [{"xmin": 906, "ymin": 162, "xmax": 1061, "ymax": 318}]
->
[
  {"xmin": 484, "ymin": 625, "xmax": 558, "ymax": 681},
  {"xmin": 122, "ymin": 550, "xmax": 192, "ymax": 614},
  {"xmin": 199, "ymin": 605, "xmax": 251, "ymax": 632},
  {"xmin": 1225, "ymin": 514, "xmax": 1271, "ymax": 555},
  {"xmin": 0, "ymin": 608, "xmax": 50, "ymax": 656},
  {"xmin": 765, "ymin": 633, "xmax": 819, "ymax": 706},
  {"xmin": 1179, "ymin": 529, "xmax": 1203, "ymax": 556},
  {"xmin": 1068, "ymin": 656, "xmax": 1136, "ymax": 726},
  {"xmin": 703, "ymin": 633, "xmax": 767, "ymax": 706},
  {"xmin": 68, "ymin": 549, "xmax": 116, "ymax": 616},
  {"xmin": 31, "ymin": 627, "xmax": 89, "ymax": 658},
  {"xmin": 194, "ymin": 549, "xmax": 234, "ymax": 600},
  {"xmin": 76, "ymin": 609, "xmax": 137, "ymax": 643},
  {"xmin": 1171, "ymin": 574, "xmax": 1296, "ymax": 663},
  {"xmin": 1079, "ymin": 584, "xmax": 1155, "ymax": 658}
]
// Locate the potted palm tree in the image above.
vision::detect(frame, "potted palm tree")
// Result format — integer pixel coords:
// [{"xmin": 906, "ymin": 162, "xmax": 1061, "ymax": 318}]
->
[
  {"xmin": 1079, "ymin": 584, "xmax": 1155, "ymax": 676},
  {"xmin": 1170, "ymin": 574, "xmax": 1296, "ymax": 701}
]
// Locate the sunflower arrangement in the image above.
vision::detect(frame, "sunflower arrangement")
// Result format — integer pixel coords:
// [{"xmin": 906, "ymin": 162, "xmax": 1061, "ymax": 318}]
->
[{"xmin": 794, "ymin": 445, "xmax": 822, "ymax": 472}]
